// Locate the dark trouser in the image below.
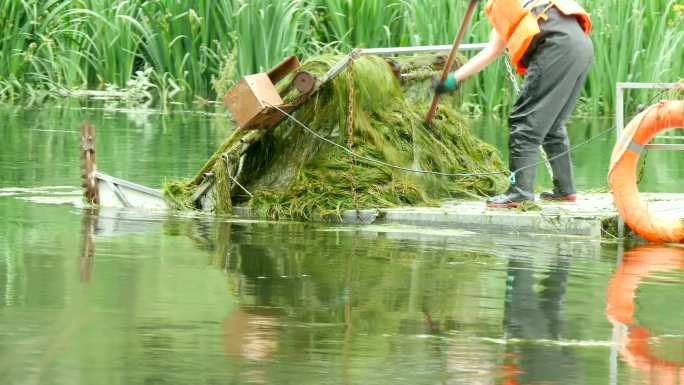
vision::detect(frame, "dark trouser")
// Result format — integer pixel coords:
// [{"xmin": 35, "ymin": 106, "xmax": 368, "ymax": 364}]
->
[{"xmin": 507, "ymin": 7, "xmax": 594, "ymax": 199}]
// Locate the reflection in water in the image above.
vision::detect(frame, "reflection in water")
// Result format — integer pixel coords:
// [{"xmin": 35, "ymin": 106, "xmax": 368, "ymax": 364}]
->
[
  {"xmin": 78, "ymin": 208, "xmax": 98, "ymax": 283},
  {"xmin": 606, "ymin": 245, "xmax": 684, "ymax": 385},
  {"xmin": 223, "ymin": 308, "xmax": 278, "ymax": 361},
  {"xmin": 61, "ymin": 207, "xmax": 683, "ymax": 385},
  {"xmin": 215, "ymin": 221, "xmax": 356, "ymax": 384},
  {"xmin": 342, "ymin": 241, "xmax": 355, "ymax": 385},
  {"xmin": 7, "ymin": 103, "xmax": 684, "ymax": 385},
  {"xmin": 190, "ymin": 220, "xmax": 507, "ymax": 384},
  {"xmin": 502, "ymin": 255, "xmax": 577, "ymax": 384}
]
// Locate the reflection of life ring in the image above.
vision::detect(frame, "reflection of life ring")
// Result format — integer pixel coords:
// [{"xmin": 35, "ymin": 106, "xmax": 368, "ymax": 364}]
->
[
  {"xmin": 605, "ymin": 245, "xmax": 684, "ymax": 383},
  {"xmin": 501, "ymin": 354, "xmax": 523, "ymax": 385},
  {"xmin": 608, "ymin": 100, "xmax": 684, "ymax": 243}
]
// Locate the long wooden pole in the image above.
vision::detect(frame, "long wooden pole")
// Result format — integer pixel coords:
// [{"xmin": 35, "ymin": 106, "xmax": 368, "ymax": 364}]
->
[
  {"xmin": 425, "ymin": 0, "xmax": 480, "ymax": 126},
  {"xmin": 80, "ymin": 121, "xmax": 99, "ymax": 205}
]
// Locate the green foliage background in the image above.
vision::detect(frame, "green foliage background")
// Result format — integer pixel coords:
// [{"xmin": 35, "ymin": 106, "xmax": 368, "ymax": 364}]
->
[{"xmin": 0, "ymin": 0, "xmax": 682, "ymax": 114}]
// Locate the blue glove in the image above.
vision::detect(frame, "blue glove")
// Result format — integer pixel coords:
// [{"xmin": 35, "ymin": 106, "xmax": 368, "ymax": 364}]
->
[{"xmin": 432, "ymin": 73, "xmax": 459, "ymax": 95}]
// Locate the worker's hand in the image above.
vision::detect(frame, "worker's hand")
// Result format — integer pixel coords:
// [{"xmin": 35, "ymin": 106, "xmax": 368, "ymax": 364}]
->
[{"xmin": 432, "ymin": 73, "xmax": 459, "ymax": 95}]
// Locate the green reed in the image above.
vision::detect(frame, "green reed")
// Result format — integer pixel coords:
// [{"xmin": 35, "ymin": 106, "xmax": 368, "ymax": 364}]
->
[
  {"xmin": 399, "ymin": 0, "xmax": 684, "ymax": 116},
  {"xmin": 312, "ymin": 0, "xmax": 405, "ymax": 49},
  {"xmin": 0, "ymin": 0, "xmax": 86, "ymax": 101},
  {"xmin": 0, "ymin": 0, "xmax": 681, "ymax": 114},
  {"xmin": 234, "ymin": 0, "xmax": 316, "ymax": 76},
  {"xmin": 112, "ymin": 0, "xmax": 235, "ymax": 101},
  {"xmin": 587, "ymin": 0, "xmax": 684, "ymax": 113}
]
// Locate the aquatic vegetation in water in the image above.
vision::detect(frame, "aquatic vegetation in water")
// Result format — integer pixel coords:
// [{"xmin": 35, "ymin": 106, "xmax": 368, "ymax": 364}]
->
[
  {"xmin": 164, "ymin": 54, "xmax": 506, "ymax": 220},
  {"xmin": 516, "ymin": 201, "xmax": 542, "ymax": 212}
]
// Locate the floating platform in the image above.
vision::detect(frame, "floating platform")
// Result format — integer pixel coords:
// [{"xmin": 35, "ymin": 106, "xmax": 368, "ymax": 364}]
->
[
  {"xmin": 235, "ymin": 193, "xmax": 684, "ymax": 240},
  {"xmin": 93, "ymin": 172, "xmax": 683, "ymax": 240}
]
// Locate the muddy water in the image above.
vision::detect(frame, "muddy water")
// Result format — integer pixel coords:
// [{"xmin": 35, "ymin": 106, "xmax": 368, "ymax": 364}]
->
[{"xmin": 1, "ymin": 104, "xmax": 683, "ymax": 385}]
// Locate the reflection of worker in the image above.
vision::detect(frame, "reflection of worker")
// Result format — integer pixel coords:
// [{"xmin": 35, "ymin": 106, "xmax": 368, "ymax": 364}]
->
[
  {"xmin": 502, "ymin": 257, "xmax": 577, "ymax": 384},
  {"xmin": 434, "ymin": 0, "xmax": 593, "ymax": 208}
]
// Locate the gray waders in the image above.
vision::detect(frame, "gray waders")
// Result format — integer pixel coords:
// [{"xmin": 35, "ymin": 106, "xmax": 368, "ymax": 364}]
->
[{"xmin": 487, "ymin": 6, "xmax": 594, "ymax": 208}]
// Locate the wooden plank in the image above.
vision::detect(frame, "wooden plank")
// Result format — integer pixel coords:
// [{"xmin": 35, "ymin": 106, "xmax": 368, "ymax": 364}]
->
[
  {"xmin": 267, "ymin": 56, "xmax": 300, "ymax": 85},
  {"xmin": 191, "ymin": 177, "xmax": 215, "ymax": 203}
]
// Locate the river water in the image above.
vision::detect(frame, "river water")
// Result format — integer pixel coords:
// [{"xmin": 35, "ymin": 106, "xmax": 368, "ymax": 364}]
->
[{"xmin": 1, "ymin": 104, "xmax": 683, "ymax": 385}]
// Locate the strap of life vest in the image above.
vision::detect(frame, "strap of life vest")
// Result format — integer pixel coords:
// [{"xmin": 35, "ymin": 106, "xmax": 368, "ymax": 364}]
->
[{"xmin": 524, "ymin": 0, "xmax": 554, "ymax": 20}]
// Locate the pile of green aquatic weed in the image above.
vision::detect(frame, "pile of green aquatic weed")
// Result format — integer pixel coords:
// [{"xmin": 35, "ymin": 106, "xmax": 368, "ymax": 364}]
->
[{"xmin": 165, "ymin": 54, "xmax": 507, "ymax": 220}]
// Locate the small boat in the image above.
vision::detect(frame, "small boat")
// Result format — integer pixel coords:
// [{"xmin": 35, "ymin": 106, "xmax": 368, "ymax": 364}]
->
[{"xmin": 94, "ymin": 172, "xmax": 167, "ymax": 210}]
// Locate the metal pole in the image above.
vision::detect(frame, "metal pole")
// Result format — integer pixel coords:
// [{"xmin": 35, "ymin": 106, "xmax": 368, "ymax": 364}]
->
[
  {"xmin": 319, "ymin": 43, "xmax": 489, "ymax": 96},
  {"xmin": 609, "ymin": 244, "xmax": 625, "ymax": 385},
  {"xmin": 615, "ymin": 85, "xmax": 625, "ymax": 239},
  {"xmin": 360, "ymin": 43, "xmax": 488, "ymax": 56},
  {"xmin": 609, "ymin": 324, "xmax": 627, "ymax": 385}
]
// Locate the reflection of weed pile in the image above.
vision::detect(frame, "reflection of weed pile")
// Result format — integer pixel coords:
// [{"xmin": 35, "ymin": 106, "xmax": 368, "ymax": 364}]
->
[{"xmin": 165, "ymin": 55, "xmax": 507, "ymax": 220}]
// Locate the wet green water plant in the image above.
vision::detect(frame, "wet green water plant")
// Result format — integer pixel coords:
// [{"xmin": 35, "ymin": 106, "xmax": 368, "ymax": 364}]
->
[{"xmin": 165, "ymin": 54, "xmax": 507, "ymax": 220}]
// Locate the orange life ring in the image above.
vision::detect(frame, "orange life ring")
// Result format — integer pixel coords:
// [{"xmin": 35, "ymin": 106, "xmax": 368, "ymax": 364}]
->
[
  {"xmin": 605, "ymin": 245, "xmax": 684, "ymax": 383},
  {"xmin": 608, "ymin": 100, "xmax": 684, "ymax": 243}
]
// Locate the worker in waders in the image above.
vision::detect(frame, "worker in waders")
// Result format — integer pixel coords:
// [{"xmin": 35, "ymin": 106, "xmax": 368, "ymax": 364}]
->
[{"xmin": 433, "ymin": 0, "xmax": 593, "ymax": 208}]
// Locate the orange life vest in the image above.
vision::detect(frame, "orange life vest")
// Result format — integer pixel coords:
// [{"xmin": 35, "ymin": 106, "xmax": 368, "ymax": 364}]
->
[{"xmin": 484, "ymin": 0, "xmax": 592, "ymax": 75}]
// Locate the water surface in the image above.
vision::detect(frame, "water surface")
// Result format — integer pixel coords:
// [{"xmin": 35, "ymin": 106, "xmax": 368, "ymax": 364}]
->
[{"xmin": 1, "ymin": 104, "xmax": 683, "ymax": 385}]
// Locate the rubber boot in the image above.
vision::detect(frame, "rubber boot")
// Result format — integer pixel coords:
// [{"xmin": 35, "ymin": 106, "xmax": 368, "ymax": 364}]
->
[
  {"xmin": 487, "ymin": 157, "xmax": 536, "ymax": 209},
  {"xmin": 540, "ymin": 143, "xmax": 577, "ymax": 202}
]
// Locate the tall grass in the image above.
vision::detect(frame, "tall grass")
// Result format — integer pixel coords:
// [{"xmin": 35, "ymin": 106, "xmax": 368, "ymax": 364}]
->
[
  {"xmin": 312, "ymin": 0, "xmax": 405, "ymax": 49},
  {"xmin": 89, "ymin": 0, "xmax": 236, "ymax": 100},
  {"xmin": 587, "ymin": 0, "xmax": 684, "ymax": 113},
  {"xmin": 0, "ymin": 0, "xmax": 90, "ymax": 100},
  {"xmin": 0, "ymin": 0, "xmax": 681, "ymax": 114},
  {"xmin": 234, "ymin": 0, "xmax": 316, "ymax": 75},
  {"xmin": 399, "ymin": 0, "xmax": 684, "ymax": 115},
  {"xmin": 79, "ymin": 0, "xmax": 139, "ymax": 89}
]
